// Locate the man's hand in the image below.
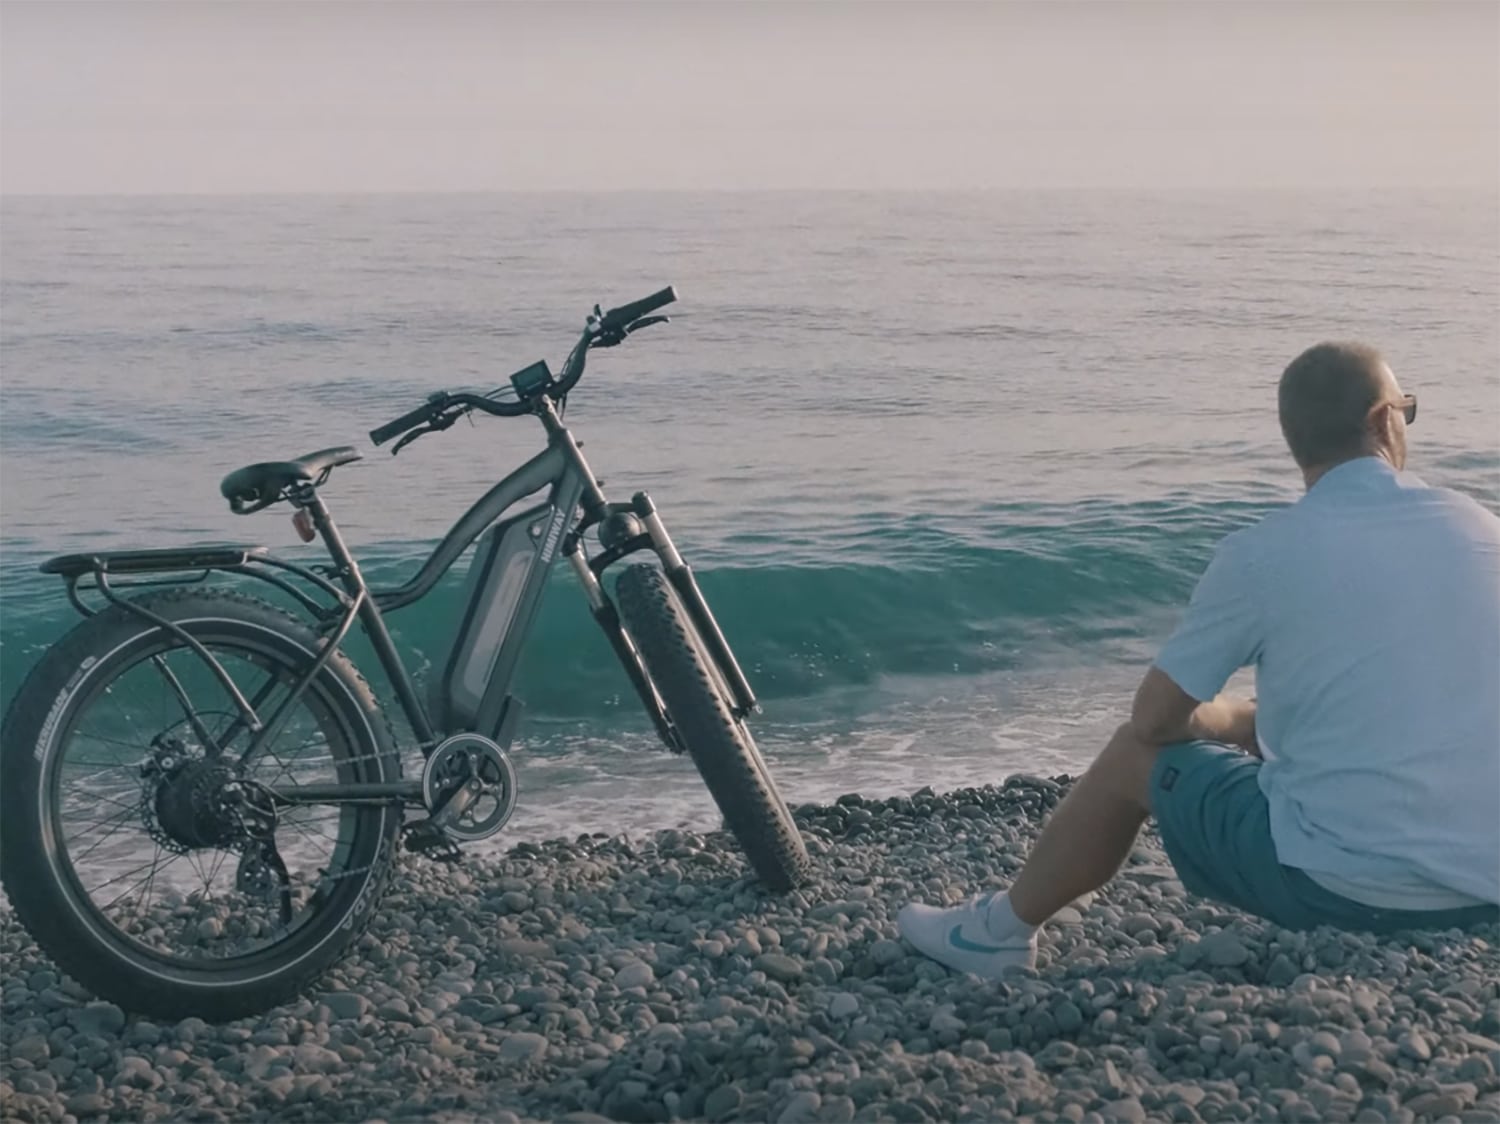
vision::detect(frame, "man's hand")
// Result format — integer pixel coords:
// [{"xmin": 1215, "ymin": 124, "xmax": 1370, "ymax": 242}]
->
[
  {"xmin": 1203, "ymin": 694, "xmax": 1258, "ymax": 756},
  {"xmin": 1132, "ymin": 667, "xmax": 1259, "ymax": 755}
]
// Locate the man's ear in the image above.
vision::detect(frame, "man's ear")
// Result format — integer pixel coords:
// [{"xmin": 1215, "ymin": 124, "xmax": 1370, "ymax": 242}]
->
[{"xmin": 1367, "ymin": 398, "xmax": 1397, "ymax": 451}]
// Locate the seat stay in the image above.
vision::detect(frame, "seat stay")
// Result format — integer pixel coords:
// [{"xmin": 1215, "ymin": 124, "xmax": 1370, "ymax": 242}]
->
[{"xmin": 90, "ymin": 568, "xmax": 266, "ymax": 739}]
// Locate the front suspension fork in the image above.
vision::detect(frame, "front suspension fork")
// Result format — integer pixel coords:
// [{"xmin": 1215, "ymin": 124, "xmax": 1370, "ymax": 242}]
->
[
  {"xmin": 633, "ymin": 492, "xmax": 758, "ymax": 716},
  {"xmin": 564, "ymin": 536, "xmax": 681, "ymax": 751},
  {"xmin": 565, "ymin": 490, "xmax": 759, "ymax": 752}
]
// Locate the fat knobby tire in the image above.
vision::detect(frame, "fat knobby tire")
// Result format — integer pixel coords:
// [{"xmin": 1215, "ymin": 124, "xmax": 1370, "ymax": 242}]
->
[
  {"xmin": 615, "ymin": 564, "xmax": 811, "ymax": 891},
  {"xmin": 0, "ymin": 588, "xmax": 402, "ymax": 1021}
]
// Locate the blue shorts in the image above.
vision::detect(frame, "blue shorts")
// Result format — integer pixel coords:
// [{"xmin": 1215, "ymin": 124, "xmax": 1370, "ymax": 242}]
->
[{"xmin": 1149, "ymin": 741, "xmax": 1499, "ymax": 934}]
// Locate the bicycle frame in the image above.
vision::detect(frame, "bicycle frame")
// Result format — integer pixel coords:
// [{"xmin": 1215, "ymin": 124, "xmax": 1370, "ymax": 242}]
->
[{"xmin": 49, "ymin": 397, "xmax": 759, "ymax": 811}]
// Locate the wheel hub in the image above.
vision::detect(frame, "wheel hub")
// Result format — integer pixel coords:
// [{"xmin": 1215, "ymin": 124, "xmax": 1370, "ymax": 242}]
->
[{"xmin": 152, "ymin": 757, "xmax": 244, "ymax": 849}]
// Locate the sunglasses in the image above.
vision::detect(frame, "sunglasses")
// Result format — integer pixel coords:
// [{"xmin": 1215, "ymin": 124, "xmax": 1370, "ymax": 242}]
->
[{"xmin": 1376, "ymin": 394, "xmax": 1417, "ymax": 425}]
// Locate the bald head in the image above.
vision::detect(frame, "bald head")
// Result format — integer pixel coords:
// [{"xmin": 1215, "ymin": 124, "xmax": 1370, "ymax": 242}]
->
[{"xmin": 1278, "ymin": 342, "xmax": 1405, "ymax": 474}]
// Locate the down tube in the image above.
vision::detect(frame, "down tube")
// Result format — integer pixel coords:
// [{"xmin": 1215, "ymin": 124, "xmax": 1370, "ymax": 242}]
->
[{"xmin": 435, "ymin": 462, "xmax": 588, "ymax": 740}]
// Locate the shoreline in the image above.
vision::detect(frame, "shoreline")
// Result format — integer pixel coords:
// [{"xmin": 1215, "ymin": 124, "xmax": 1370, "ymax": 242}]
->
[{"xmin": 4, "ymin": 776, "xmax": 1498, "ymax": 1123}]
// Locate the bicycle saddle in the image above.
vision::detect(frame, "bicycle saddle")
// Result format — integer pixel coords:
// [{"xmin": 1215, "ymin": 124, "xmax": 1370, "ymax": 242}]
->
[{"xmin": 220, "ymin": 446, "xmax": 363, "ymax": 515}]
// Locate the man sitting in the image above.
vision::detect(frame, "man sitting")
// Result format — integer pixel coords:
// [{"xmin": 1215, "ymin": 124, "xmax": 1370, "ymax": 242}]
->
[{"xmin": 899, "ymin": 342, "xmax": 1500, "ymax": 975}]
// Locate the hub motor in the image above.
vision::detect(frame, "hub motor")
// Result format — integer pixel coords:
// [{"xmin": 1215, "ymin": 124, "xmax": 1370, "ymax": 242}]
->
[{"xmin": 151, "ymin": 756, "xmax": 245, "ymax": 850}]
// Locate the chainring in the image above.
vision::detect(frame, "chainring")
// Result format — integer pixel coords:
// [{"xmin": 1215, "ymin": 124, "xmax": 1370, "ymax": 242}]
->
[{"xmin": 419, "ymin": 733, "xmax": 518, "ymax": 843}]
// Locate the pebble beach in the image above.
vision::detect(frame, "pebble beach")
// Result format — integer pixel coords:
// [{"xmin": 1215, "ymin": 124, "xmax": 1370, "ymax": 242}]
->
[{"xmin": 4, "ymin": 775, "xmax": 1498, "ymax": 1124}]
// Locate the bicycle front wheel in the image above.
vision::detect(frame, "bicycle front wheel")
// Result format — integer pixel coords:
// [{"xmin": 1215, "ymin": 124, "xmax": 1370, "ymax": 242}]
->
[
  {"xmin": 616, "ymin": 564, "xmax": 811, "ymax": 891},
  {"xmin": 0, "ymin": 588, "xmax": 402, "ymax": 1021}
]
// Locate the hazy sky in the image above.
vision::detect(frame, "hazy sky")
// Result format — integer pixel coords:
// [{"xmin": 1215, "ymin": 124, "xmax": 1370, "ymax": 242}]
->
[{"xmin": 3, "ymin": 1, "xmax": 1496, "ymax": 194}]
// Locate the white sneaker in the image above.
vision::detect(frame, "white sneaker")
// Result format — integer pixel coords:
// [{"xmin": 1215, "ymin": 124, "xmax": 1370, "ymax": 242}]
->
[{"xmin": 896, "ymin": 892, "xmax": 1038, "ymax": 978}]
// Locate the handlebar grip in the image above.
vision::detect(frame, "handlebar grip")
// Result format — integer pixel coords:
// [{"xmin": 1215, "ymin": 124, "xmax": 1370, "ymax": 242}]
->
[
  {"xmin": 601, "ymin": 286, "xmax": 677, "ymax": 332},
  {"xmin": 370, "ymin": 399, "xmax": 440, "ymax": 446}
]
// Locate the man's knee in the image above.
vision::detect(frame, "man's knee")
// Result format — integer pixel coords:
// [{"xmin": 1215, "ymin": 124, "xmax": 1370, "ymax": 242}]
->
[{"xmin": 1091, "ymin": 722, "xmax": 1165, "ymax": 813}]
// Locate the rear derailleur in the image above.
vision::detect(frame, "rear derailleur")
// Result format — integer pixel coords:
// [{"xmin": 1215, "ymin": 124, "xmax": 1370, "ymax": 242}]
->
[{"xmin": 139, "ymin": 737, "xmax": 293, "ymax": 923}]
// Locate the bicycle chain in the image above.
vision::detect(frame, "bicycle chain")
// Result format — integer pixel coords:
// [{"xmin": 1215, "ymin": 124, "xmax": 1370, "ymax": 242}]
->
[{"xmin": 131, "ymin": 736, "xmax": 467, "ymax": 896}]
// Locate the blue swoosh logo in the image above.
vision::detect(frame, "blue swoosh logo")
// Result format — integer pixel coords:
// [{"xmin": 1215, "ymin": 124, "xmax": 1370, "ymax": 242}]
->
[{"xmin": 947, "ymin": 924, "xmax": 1005, "ymax": 954}]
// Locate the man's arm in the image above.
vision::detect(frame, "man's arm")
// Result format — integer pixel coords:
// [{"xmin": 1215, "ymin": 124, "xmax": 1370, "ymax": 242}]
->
[
  {"xmin": 1139, "ymin": 528, "xmax": 1263, "ymax": 752},
  {"xmin": 1130, "ymin": 665, "xmax": 1258, "ymax": 753}
]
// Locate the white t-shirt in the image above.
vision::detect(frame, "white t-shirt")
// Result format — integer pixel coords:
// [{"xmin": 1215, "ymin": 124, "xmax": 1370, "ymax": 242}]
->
[{"xmin": 1155, "ymin": 456, "xmax": 1500, "ymax": 909}]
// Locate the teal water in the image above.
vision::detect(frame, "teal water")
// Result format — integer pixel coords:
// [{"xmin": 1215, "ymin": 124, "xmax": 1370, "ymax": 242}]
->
[{"xmin": 2, "ymin": 190, "xmax": 1496, "ymax": 842}]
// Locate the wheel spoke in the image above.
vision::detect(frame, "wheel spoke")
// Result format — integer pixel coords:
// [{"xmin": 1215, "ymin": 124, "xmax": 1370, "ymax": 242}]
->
[
  {"xmin": 65, "ymin": 811, "xmax": 142, "ymax": 833},
  {"xmin": 84, "ymin": 853, "xmax": 174, "ymax": 898},
  {"xmin": 149, "ymin": 653, "xmax": 221, "ymax": 753},
  {"xmin": 133, "ymin": 844, "xmax": 164, "ymax": 923},
  {"xmin": 68, "ymin": 728, "xmax": 155, "ymax": 753},
  {"xmin": 104, "ymin": 846, "xmax": 166, "ymax": 914},
  {"xmin": 67, "ymin": 810, "xmax": 144, "ymax": 862},
  {"xmin": 29, "ymin": 617, "xmax": 390, "ymax": 976},
  {"xmin": 63, "ymin": 792, "xmax": 140, "ymax": 816},
  {"xmin": 281, "ymin": 816, "xmax": 337, "ymax": 849}
]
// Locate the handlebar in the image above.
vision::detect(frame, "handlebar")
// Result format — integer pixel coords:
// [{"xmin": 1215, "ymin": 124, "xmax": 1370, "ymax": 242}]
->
[
  {"xmin": 369, "ymin": 286, "xmax": 678, "ymax": 450},
  {"xmin": 370, "ymin": 393, "xmax": 448, "ymax": 446},
  {"xmin": 599, "ymin": 286, "xmax": 677, "ymax": 333}
]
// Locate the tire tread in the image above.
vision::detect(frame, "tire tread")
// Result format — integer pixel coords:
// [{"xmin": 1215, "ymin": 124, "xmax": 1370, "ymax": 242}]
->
[
  {"xmin": 0, "ymin": 587, "xmax": 401, "ymax": 1021},
  {"xmin": 615, "ymin": 565, "xmax": 811, "ymax": 890}
]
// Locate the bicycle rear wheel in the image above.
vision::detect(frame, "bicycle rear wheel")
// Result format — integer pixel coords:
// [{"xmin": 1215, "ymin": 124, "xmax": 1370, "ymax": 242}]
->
[
  {"xmin": 615, "ymin": 564, "xmax": 810, "ymax": 890},
  {"xmin": 0, "ymin": 589, "xmax": 401, "ymax": 1021}
]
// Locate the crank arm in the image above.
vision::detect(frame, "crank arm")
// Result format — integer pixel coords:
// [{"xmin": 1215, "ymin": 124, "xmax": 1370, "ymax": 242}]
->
[{"xmin": 425, "ymin": 774, "xmax": 484, "ymax": 831}]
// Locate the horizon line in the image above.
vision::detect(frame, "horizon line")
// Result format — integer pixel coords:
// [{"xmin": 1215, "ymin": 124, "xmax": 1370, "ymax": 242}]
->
[{"xmin": 5, "ymin": 184, "xmax": 1497, "ymax": 200}]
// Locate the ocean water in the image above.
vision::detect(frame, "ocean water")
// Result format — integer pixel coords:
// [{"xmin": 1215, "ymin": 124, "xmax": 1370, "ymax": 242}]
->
[{"xmin": 2, "ymin": 190, "xmax": 1497, "ymax": 846}]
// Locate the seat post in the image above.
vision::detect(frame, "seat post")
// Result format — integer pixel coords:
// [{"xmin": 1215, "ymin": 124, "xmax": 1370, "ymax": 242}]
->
[{"xmin": 292, "ymin": 486, "xmax": 364, "ymax": 596}]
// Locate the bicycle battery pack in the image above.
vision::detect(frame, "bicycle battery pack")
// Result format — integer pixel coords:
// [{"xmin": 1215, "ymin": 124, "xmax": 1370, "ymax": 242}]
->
[{"xmin": 430, "ymin": 502, "xmax": 555, "ymax": 738}]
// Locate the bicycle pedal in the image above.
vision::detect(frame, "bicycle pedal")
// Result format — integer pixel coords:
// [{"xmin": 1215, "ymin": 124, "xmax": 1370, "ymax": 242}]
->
[{"xmin": 402, "ymin": 821, "xmax": 466, "ymax": 864}]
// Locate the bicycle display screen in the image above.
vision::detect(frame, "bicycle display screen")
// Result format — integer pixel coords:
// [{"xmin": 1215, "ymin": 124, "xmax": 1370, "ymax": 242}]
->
[{"xmin": 510, "ymin": 360, "xmax": 553, "ymax": 399}]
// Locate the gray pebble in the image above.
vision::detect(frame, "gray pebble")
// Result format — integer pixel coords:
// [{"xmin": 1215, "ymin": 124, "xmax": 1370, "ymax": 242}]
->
[
  {"xmin": 778, "ymin": 1090, "xmax": 822, "ymax": 1123},
  {"xmin": 498, "ymin": 1032, "xmax": 549, "ymax": 1063},
  {"xmin": 704, "ymin": 1084, "xmax": 743, "ymax": 1120},
  {"xmin": 828, "ymin": 993, "xmax": 860, "ymax": 1020},
  {"xmin": 66, "ymin": 1092, "xmax": 113, "ymax": 1116},
  {"xmin": 1199, "ymin": 931, "xmax": 1251, "ymax": 967},
  {"xmin": 615, "ymin": 960, "xmax": 655, "ymax": 990},
  {"xmin": 67, "ymin": 1004, "xmax": 126, "ymax": 1037},
  {"xmin": 318, "ymin": 991, "xmax": 371, "ymax": 1021},
  {"xmin": 1310, "ymin": 1030, "xmax": 1342, "ymax": 1058},
  {"xmin": 1399, "ymin": 1029, "xmax": 1433, "ymax": 1062},
  {"xmin": 9, "ymin": 1034, "xmax": 48, "ymax": 1064},
  {"xmin": 1103, "ymin": 1096, "xmax": 1147, "ymax": 1122},
  {"xmin": 756, "ymin": 953, "xmax": 804, "ymax": 983},
  {"xmin": 1266, "ymin": 953, "xmax": 1299, "ymax": 986},
  {"xmin": 1055, "ymin": 1001, "xmax": 1084, "ymax": 1033},
  {"xmin": 871, "ymin": 940, "xmax": 906, "ymax": 967},
  {"xmin": 114, "ymin": 1056, "xmax": 160, "ymax": 1090}
]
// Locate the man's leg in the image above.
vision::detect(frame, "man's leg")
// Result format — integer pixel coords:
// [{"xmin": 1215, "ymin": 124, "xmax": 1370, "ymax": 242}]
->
[
  {"xmin": 1007, "ymin": 721, "xmax": 1160, "ymax": 925},
  {"xmin": 896, "ymin": 722, "xmax": 1162, "ymax": 976}
]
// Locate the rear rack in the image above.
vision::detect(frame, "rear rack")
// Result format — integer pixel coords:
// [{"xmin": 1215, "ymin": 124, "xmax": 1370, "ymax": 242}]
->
[
  {"xmin": 42, "ymin": 545, "xmax": 371, "ymax": 763},
  {"xmin": 46, "ymin": 546, "xmax": 352, "ymax": 624}
]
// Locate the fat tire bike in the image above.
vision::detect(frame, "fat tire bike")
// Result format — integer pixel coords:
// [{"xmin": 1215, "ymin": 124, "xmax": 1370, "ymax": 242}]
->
[{"xmin": 0, "ymin": 287, "xmax": 811, "ymax": 1021}]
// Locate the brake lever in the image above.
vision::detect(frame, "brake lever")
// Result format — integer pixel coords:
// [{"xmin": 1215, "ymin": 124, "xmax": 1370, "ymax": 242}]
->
[
  {"xmin": 626, "ymin": 315, "xmax": 670, "ymax": 334},
  {"xmin": 390, "ymin": 427, "xmax": 428, "ymax": 456},
  {"xmin": 390, "ymin": 409, "xmax": 464, "ymax": 456},
  {"xmin": 592, "ymin": 315, "xmax": 671, "ymax": 351}
]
